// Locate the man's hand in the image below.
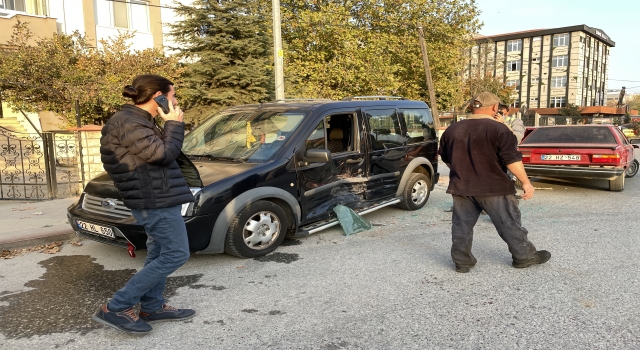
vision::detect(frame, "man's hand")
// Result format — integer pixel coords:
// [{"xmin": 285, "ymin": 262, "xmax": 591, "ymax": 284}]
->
[
  {"xmin": 157, "ymin": 101, "xmax": 184, "ymax": 122},
  {"xmin": 493, "ymin": 114, "xmax": 504, "ymax": 123},
  {"xmin": 520, "ymin": 182, "xmax": 535, "ymax": 200}
]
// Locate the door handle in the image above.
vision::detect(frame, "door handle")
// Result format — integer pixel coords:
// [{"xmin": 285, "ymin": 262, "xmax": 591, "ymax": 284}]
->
[{"xmin": 345, "ymin": 158, "xmax": 363, "ymax": 164}]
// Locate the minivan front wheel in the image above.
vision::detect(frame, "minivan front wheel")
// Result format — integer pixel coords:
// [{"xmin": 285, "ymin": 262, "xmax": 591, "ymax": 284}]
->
[
  {"xmin": 225, "ymin": 200, "xmax": 288, "ymax": 258},
  {"xmin": 398, "ymin": 172, "xmax": 431, "ymax": 211}
]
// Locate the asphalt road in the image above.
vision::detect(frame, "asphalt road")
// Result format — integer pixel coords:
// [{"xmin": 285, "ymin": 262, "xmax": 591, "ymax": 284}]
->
[{"xmin": 1, "ymin": 165, "xmax": 639, "ymax": 349}]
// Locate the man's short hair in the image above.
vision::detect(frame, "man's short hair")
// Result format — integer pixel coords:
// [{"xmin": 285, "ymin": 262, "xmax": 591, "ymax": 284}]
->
[
  {"xmin": 471, "ymin": 92, "xmax": 502, "ymax": 108},
  {"xmin": 498, "ymin": 103, "xmax": 509, "ymax": 111}
]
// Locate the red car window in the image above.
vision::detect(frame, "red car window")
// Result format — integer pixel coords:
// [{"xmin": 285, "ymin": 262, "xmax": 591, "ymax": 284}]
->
[{"xmin": 521, "ymin": 126, "xmax": 616, "ymax": 144}]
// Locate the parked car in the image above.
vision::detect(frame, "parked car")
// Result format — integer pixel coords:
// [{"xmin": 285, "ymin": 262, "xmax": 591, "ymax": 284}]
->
[
  {"xmin": 620, "ymin": 123, "xmax": 639, "ymax": 141},
  {"xmin": 517, "ymin": 125, "xmax": 638, "ymax": 191},
  {"xmin": 67, "ymin": 98, "xmax": 440, "ymax": 258}
]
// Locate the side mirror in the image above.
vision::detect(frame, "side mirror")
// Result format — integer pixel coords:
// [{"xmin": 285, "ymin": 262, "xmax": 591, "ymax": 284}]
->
[
  {"xmin": 633, "ymin": 144, "xmax": 639, "ymax": 149},
  {"xmin": 304, "ymin": 149, "xmax": 331, "ymax": 163}
]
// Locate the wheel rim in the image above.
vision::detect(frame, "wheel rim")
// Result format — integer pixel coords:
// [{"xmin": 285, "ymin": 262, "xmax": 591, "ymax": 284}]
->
[
  {"xmin": 411, "ymin": 179, "xmax": 428, "ymax": 204},
  {"xmin": 242, "ymin": 211, "xmax": 281, "ymax": 250}
]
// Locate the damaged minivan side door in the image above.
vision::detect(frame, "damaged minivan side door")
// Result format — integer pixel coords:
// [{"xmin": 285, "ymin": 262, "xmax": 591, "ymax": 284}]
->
[{"xmin": 294, "ymin": 109, "xmax": 367, "ymax": 224}]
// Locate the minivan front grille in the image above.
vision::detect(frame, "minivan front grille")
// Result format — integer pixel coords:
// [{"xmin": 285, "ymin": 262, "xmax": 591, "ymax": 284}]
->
[{"xmin": 82, "ymin": 194, "xmax": 132, "ymax": 220}]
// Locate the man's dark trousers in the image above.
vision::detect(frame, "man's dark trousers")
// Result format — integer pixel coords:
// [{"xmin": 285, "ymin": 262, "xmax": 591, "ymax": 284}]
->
[{"xmin": 451, "ymin": 194, "xmax": 537, "ymax": 267}]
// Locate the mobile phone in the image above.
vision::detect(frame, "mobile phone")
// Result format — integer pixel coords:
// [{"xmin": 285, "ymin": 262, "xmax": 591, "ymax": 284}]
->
[{"xmin": 154, "ymin": 95, "xmax": 171, "ymax": 114}]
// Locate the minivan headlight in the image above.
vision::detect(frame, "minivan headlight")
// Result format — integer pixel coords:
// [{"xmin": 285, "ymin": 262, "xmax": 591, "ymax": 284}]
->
[{"xmin": 181, "ymin": 187, "xmax": 203, "ymax": 216}]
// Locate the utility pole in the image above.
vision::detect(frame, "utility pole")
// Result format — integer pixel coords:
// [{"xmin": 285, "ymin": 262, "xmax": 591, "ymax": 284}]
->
[
  {"xmin": 272, "ymin": 0, "xmax": 285, "ymax": 101},
  {"xmin": 417, "ymin": 23, "xmax": 440, "ymax": 127}
]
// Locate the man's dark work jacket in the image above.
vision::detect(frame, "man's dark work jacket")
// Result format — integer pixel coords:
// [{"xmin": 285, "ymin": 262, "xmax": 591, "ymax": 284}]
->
[
  {"xmin": 438, "ymin": 114, "xmax": 522, "ymax": 197},
  {"xmin": 100, "ymin": 104, "xmax": 194, "ymax": 209}
]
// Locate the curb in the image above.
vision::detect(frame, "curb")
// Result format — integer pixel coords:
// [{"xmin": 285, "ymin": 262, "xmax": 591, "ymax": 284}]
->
[{"xmin": 0, "ymin": 228, "xmax": 77, "ymax": 251}]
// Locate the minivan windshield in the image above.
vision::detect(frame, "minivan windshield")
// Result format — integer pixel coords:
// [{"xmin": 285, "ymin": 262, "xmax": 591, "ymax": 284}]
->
[{"xmin": 182, "ymin": 110, "xmax": 308, "ymax": 162}]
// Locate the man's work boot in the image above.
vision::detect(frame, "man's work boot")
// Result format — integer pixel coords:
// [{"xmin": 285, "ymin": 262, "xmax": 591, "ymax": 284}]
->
[
  {"xmin": 92, "ymin": 304, "xmax": 152, "ymax": 334},
  {"xmin": 139, "ymin": 304, "xmax": 196, "ymax": 323},
  {"xmin": 512, "ymin": 250, "xmax": 551, "ymax": 268}
]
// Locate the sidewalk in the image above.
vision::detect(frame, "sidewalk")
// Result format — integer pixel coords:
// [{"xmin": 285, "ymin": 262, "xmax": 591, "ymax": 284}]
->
[{"xmin": 0, "ymin": 197, "xmax": 80, "ymax": 250}]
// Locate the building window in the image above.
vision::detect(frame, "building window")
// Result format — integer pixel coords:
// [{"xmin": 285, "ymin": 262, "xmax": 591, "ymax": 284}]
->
[
  {"xmin": 506, "ymin": 80, "xmax": 520, "ymax": 90},
  {"xmin": 550, "ymin": 97, "xmax": 567, "ymax": 108},
  {"xmin": 531, "ymin": 78, "xmax": 540, "ymax": 84},
  {"xmin": 507, "ymin": 40, "xmax": 522, "ymax": 52},
  {"xmin": 532, "ymin": 57, "xmax": 540, "ymax": 63},
  {"xmin": 552, "ymin": 55, "xmax": 568, "ymax": 68},
  {"xmin": 533, "ymin": 37, "xmax": 542, "ymax": 42},
  {"xmin": 0, "ymin": 0, "xmax": 25, "ymax": 11},
  {"xmin": 96, "ymin": 0, "xmax": 149, "ymax": 32},
  {"xmin": 553, "ymin": 34, "xmax": 570, "ymax": 47},
  {"xmin": 507, "ymin": 60, "xmax": 521, "ymax": 72},
  {"xmin": 552, "ymin": 76, "xmax": 567, "ymax": 88},
  {"xmin": 530, "ymin": 97, "xmax": 539, "ymax": 102}
]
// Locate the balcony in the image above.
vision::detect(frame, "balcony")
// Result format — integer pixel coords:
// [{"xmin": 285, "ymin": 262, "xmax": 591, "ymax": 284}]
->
[{"xmin": 0, "ymin": 11, "xmax": 58, "ymax": 45}]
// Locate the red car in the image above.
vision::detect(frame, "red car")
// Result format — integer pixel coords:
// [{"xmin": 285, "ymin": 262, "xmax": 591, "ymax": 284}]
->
[{"xmin": 518, "ymin": 125, "xmax": 639, "ymax": 191}]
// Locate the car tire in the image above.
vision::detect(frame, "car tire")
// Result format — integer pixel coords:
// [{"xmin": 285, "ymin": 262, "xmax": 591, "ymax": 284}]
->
[
  {"xmin": 625, "ymin": 159, "xmax": 639, "ymax": 178},
  {"xmin": 609, "ymin": 173, "xmax": 625, "ymax": 192},
  {"xmin": 224, "ymin": 200, "xmax": 288, "ymax": 258},
  {"xmin": 398, "ymin": 173, "xmax": 431, "ymax": 211}
]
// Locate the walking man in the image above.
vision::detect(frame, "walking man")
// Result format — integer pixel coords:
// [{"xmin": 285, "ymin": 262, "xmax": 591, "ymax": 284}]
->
[
  {"xmin": 494, "ymin": 103, "xmax": 525, "ymax": 144},
  {"xmin": 94, "ymin": 75, "xmax": 196, "ymax": 333},
  {"xmin": 439, "ymin": 92, "xmax": 550, "ymax": 273}
]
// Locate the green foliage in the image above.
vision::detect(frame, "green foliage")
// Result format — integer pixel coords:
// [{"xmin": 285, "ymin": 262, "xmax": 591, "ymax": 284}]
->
[
  {"xmin": 0, "ymin": 21, "xmax": 183, "ymax": 126},
  {"xmin": 557, "ymin": 103, "xmax": 582, "ymax": 117},
  {"xmin": 627, "ymin": 94, "xmax": 640, "ymax": 112},
  {"xmin": 169, "ymin": 0, "xmax": 274, "ymax": 125},
  {"xmin": 279, "ymin": 0, "xmax": 481, "ymax": 112}
]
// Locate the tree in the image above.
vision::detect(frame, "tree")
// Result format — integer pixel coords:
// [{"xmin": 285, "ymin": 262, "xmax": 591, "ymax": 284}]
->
[
  {"xmin": 558, "ymin": 103, "xmax": 585, "ymax": 124},
  {"xmin": 279, "ymin": 0, "xmax": 481, "ymax": 112},
  {"xmin": 461, "ymin": 73, "xmax": 515, "ymax": 110},
  {"xmin": 0, "ymin": 21, "xmax": 184, "ymax": 126},
  {"xmin": 169, "ymin": 0, "xmax": 273, "ymax": 125},
  {"xmin": 627, "ymin": 94, "xmax": 640, "ymax": 112}
]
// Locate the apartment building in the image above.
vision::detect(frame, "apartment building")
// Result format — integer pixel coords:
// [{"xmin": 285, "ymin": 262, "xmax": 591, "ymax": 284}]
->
[
  {"xmin": 0, "ymin": 0, "xmax": 175, "ymax": 50},
  {"xmin": 467, "ymin": 25, "xmax": 615, "ymax": 109}
]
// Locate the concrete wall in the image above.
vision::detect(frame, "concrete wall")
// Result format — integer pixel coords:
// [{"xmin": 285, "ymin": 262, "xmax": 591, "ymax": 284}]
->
[
  {"xmin": 78, "ymin": 129, "xmax": 105, "ymax": 185},
  {"xmin": 0, "ymin": 13, "xmax": 58, "ymax": 45}
]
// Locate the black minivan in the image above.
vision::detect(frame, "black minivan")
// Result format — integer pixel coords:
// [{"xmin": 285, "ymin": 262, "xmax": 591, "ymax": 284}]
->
[{"xmin": 67, "ymin": 97, "xmax": 439, "ymax": 258}]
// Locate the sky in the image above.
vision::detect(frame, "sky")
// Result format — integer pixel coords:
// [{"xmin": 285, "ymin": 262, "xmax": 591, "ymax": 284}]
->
[{"xmin": 475, "ymin": 0, "xmax": 640, "ymax": 94}]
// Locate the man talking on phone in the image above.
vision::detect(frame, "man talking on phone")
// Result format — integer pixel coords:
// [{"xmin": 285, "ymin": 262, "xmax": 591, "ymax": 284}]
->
[{"xmin": 94, "ymin": 75, "xmax": 195, "ymax": 334}]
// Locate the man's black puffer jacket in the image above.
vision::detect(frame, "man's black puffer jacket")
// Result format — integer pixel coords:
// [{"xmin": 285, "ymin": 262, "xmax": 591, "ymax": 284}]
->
[{"xmin": 100, "ymin": 104, "xmax": 194, "ymax": 209}]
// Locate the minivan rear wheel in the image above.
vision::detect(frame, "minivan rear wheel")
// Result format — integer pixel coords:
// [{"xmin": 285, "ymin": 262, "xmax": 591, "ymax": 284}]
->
[
  {"xmin": 225, "ymin": 200, "xmax": 288, "ymax": 258},
  {"xmin": 398, "ymin": 173, "xmax": 431, "ymax": 211}
]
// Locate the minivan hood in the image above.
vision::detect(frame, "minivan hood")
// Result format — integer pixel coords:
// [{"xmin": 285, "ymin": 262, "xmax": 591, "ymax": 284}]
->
[{"xmin": 192, "ymin": 160, "xmax": 260, "ymax": 185}]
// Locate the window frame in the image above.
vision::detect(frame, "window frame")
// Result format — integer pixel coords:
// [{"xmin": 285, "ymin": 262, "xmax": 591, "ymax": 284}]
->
[
  {"xmin": 507, "ymin": 60, "xmax": 521, "ymax": 72},
  {"xmin": 550, "ymin": 96, "xmax": 567, "ymax": 108},
  {"xmin": 506, "ymin": 79, "xmax": 521, "ymax": 90},
  {"xmin": 551, "ymin": 76, "xmax": 568, "ymax": 88},
  {"xmin": 399, "ymin": 108, "xmax": 436, "ymax": 144},
  {"xmin": 553, "ymin": 34, "xmax": 570, "ymax": 47},
  {"xmin": 363, "ymin": 108, "xmax": 405, "ymax": 150},
  {"xmin": 507, "ymin": 40, "xmax": 522, "ymax": 52},
  {"xmin": 552, "ymin": 55, "xmax": 569, "ymax": 68}
]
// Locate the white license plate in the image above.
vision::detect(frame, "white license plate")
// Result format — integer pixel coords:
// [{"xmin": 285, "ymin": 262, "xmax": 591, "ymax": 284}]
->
[
  {"xmin": 541, "ymin": 154, "xmax": 581, "ymax": 161},
  {"xmin": 76, "ymin": 220, "xmax": 115, "ymax": 238}
]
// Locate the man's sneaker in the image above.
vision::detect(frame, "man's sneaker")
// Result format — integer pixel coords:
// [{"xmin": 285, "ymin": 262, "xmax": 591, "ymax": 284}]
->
[
  {"xmin": 139, "ymin": 304, "xmax": 196, "ymax": 323},
  {"xmin": 92, "ymin": 304, "xmax": 152, "ymax": 334},
  {"xmin": 513, "ymin": 250, "xmax": 551, "ymax": 268}
]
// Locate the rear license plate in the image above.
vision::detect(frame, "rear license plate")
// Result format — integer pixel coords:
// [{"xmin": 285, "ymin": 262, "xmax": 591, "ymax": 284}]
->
[
  {"xmin": 76, "ymin": 220, "xmax": 115, "ymax": 238},
  {"xmin": 541, "ymin": 154, "xmax": 581, "ymax": 161}
]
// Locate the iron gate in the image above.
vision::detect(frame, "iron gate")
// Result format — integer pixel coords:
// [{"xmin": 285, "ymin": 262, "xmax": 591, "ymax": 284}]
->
[{"xmin": 0, "ymin": 126, "xmax": 83, "ymax": 200}]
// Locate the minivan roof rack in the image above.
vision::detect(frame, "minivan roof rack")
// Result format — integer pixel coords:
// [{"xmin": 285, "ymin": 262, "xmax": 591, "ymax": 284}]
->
[
  {"xmin": 341, "ymin": 96, "xmax": 406, "ymax": 101},
  {"xmin": 271, "ymin": 98, "xmax": 334, "ymax": 103}
]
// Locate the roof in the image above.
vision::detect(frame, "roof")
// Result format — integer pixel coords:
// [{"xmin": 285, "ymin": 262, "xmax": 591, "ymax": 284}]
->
[
  {"xmin": 474, "ymin": 25, "xmax": 615, "ymax": 47},
  {"xmin": 530, "ymin": 106, "xmax": 637, "ymax": 116}
]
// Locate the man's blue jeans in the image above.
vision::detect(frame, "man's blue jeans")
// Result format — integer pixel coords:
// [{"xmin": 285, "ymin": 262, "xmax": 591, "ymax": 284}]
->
[{"xmin": 108, "ymin": 205, "xmax": 190, "ymax": 313}]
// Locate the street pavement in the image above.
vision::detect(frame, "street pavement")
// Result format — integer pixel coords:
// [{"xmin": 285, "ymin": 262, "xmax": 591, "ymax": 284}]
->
[{"xmin": 1, "ymin": 164, "xmax": 640, "ymax": 348}]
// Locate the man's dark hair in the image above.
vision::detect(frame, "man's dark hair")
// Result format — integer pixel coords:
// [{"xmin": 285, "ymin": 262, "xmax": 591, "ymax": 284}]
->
[
  {"xmin": 122, "ymin": 75, "xmax": 174, "ymax": 105},
  {"xmin": 498, "ymin": 103, "xmax": 509, "ymax": 112}
]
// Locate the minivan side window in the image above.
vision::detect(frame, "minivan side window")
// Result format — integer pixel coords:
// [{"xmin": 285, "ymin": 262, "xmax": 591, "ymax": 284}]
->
[
  {"xmin": 400, "ymin": 109, "xmax": 436, "ymax": 144},
  {"xmin": 364, "ymin": 109, "xmax": 403, "ymax": 150},
  {"xmin": 306, "ymin": 120, "xmax": 326, "ymax": 150}
]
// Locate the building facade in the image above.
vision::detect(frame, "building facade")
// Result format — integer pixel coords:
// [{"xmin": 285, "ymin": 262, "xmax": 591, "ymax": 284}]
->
[
  {"xmin": 0, "ymin": 0, "xmax": 175, "ymax": 50},
  {"xmin": 467, "ymin": 25, "xmax": 615, "ymax": 109}
]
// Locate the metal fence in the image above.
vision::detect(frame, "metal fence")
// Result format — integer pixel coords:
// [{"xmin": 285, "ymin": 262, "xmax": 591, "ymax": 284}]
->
[{"xmin": 0, "ymin": 126, "xmax": 82, "ymax": 200}]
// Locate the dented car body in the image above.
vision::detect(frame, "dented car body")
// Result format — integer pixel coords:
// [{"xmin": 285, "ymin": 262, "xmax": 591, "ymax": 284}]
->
[{"xmin": 67, "ymin": 99, "xmax": 439, "ymax": 258}]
